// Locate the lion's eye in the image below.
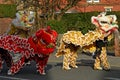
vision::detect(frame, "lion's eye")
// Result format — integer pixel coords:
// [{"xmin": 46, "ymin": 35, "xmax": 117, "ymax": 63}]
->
[
  {"xmin": 100, "ymin": 21, "xmax": 108, "ymax": 24},
  {"xmin": 40, "ymin": 39, "xmax": 46, "ymax": 44},
  {"xmin": 29, "ymin": 17, "xmax": 34, "ymax": 22}
]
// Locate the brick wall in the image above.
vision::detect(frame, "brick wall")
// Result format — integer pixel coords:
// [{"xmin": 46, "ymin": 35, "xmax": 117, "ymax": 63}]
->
[
  {"xmin": 0, "ymin": 0, "xmax": 3, "ymax": 4},
  {"xmin": 66, "ymin": 0, "xmax": 120, "ymax": 12},
  {"xmin": 0, "ymin": 0, "xmax": 120, "ymax": 12},
  {"xmin": 0, "ymin": 0, "xmax": 12, "ymax": 4},
  {"xmin": 0, "ymin": 18, "xmax": 12, "ymax": 34}
]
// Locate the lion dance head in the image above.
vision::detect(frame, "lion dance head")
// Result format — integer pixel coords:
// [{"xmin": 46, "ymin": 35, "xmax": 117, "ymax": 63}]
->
[
  {"xmin": 33, "ymin": 26, "xmax": 58, "ymax": 55},
  {"xmin": 91, "ymin": 12, "xmax": 119, "ymax": 34}
]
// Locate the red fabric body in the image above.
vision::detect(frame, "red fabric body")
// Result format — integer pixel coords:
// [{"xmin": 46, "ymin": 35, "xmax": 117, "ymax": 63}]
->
[{"xmin": 0, "ymin": 27, "xmax": 58, "ymax": 75}]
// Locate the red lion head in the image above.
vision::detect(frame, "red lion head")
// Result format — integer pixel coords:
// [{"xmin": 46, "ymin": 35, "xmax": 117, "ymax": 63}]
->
[{"xmin": 34, "ymin": 26, "xmax": 58, "ymax": 55}]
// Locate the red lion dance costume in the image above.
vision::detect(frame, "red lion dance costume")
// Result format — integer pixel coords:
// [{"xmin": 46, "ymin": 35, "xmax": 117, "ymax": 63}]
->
[{"xmin": 0, "ymin": 26, "xmax": 58, "ymax": 75}]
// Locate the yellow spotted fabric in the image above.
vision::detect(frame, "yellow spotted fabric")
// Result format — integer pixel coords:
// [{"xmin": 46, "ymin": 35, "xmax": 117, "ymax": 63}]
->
[
  {"xmin": 82, "ymin": 43, "xmax": 96, "ymax": 53},
  {"xmin": 56, "ymin": 28, "xmax": 111, "ymax": 70},
  {"xmin": 62, "ymin": 29, "xmax": 104, "ymax": 47}
]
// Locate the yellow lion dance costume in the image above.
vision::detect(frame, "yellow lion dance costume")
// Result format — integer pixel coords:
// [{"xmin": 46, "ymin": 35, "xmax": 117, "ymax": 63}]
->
[{"xmin": 56, "ymin": 12, "xmax": 119, "ymax": 71}]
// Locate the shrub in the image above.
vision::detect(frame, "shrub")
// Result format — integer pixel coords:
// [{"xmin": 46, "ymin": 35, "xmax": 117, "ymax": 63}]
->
[
  {"xmin": 47, "ymin": 20, "xmax": 68, "ymax": 34},
  {"xmin": 48, "ymin": 11, "xmax": 120, "ymax": 34},
  {"xmin": 0, "ymin": 4, "xmax": 16, "ymax": 18}
]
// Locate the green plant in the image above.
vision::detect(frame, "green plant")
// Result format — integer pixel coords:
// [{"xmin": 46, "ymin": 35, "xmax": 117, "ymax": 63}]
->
[
  {"xmin": 0, "ymin": 4, "xmax": 16, "ymax": 18},
  {"xmin": 47, "ymin": 20, "xmax": 68, "ymax": 34}
]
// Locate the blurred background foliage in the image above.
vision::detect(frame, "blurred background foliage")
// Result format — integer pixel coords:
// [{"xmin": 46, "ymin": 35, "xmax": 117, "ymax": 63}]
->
[
  {"xmin": 47, "ymin": 12, "xmax": 120, "ymax": 34},
  {"xmin": 0, "ymin": 4, "xmax": 119, "ymax": 47},
  {"xmin": 0, "ymin": 4, "xmax": 16, "ymax": 18},
  {"xmin": 0, "ymin": 4, "xmax": 120, "ymax": 34}
]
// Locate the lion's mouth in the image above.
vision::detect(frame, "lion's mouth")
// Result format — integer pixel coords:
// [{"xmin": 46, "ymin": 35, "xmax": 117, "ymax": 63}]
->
[
  {"xmin": 47, "ymin": 43, "xmax": 55, "ymax": 48},
  {"xmin": 39, "ymin": 39, "xmax": 55, "ymax": 48}
]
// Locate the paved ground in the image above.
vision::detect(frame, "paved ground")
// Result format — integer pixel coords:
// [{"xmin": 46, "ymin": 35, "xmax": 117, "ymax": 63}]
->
[{"xmin": 0, "ymin": 51, "xmax": 120, "ymax": 80}]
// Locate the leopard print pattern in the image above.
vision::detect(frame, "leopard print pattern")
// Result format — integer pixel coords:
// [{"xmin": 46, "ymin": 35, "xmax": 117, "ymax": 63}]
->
[
  {"xmin": 94, "ymin": 47, "xmax": 110, "ymax": 70},
  {"xmin": 56, "ymin": 29, "xmax": 111, "ymax": 70}
]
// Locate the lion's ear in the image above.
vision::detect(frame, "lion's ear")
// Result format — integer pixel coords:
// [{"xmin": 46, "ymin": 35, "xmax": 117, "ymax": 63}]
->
[
  {"xmin": 110, "ymin": 15, "xmax": 117, "ymax": 23},
  {"xmin": 91, "ymin": 16, "xmax": 99, "ymax": 27}
]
